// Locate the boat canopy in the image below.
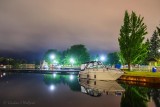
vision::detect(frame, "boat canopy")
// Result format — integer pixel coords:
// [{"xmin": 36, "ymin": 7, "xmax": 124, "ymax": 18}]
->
[{"xmin": 84, "ymin": 61, "xmax": 105, "ymax": 69}]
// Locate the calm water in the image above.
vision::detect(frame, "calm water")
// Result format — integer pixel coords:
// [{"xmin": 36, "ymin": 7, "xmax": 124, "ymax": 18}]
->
[{"xmin": 0, "ymin": 72, "xmax": 159, "ymax": 107}]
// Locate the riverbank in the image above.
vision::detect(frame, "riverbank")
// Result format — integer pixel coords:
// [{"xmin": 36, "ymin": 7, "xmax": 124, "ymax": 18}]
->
[
  {"xmin": 119, "ymin": 71, "xmax": 160, "ymax": 83},
  {"xmin": 124, "ymin": 71, "xmax": 160, "ymax": 77}
]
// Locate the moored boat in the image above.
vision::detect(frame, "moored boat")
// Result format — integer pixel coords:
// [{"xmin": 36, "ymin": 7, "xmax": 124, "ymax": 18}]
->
[{"xmin": 79, "ymin": 61, "xmax": 124, "ymax": 80}]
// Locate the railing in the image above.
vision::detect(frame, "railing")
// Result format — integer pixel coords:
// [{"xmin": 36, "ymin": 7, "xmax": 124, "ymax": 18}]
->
[{"xmin": 122, "ymin": 66, "xmax": 160, "ymax": 72}]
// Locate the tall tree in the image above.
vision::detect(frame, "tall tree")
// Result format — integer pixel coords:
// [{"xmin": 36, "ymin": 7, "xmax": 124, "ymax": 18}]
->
[
  {"xmin": 157, "ymin": 25, "xmax": 160, "ymax": 36},
  {"xmin": 148, "ymin": 30, "xmax": 160, "ymax": 59},
  {"xmin": 118, "ymin": 11, "xmax": 148, "ymax": 71}
]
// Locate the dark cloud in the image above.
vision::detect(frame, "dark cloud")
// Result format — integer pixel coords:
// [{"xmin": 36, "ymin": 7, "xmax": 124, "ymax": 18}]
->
[{"xmin": 0, "ymin": 0, "xmax": 160, "ymax": 53}]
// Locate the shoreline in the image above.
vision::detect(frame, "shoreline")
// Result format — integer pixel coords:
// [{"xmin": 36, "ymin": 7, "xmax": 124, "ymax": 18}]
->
[{"xmin": 119, "ymin": 75, "xmax": 160, "ymax": 83}]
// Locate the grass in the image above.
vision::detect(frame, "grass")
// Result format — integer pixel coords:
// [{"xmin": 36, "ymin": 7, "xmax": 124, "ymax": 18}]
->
[{"xmin": 123, "ymin": 71, "xmax": 160, "ymax": 78}]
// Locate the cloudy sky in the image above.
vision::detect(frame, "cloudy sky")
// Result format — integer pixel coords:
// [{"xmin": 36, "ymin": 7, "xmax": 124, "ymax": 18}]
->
[{"xmin": 0, "ymin": 0, "xmax": 160, "ymax": 55}]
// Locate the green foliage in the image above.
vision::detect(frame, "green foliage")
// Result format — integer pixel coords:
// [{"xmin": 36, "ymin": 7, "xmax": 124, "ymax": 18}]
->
[
  {"xmin": 121, "ymin": 86, "xmax": 149, "ymax": 107},
  {"xmin": 0, "ymin": 57, "xmax": 28, "ymax": 69},
  {"xmin": 149, "ymin": 30, "xmax": 160, "ymax": 59},
  {"xmin": 43, "ymin": 49, "xmax": 61, "ymax": 65},
  {"xmin": 43, "ymin": 45, "xmax": 90, "ymax": 66},
  {"xmin": 157, "ymin": 25, "xmax": 160, "ymax": 36},
  {"xmin": 117, "ymin": 52, "xmax": 126, "ymax": 65},
  {"xmin": 63, "ymin": 44, "xmax": 90, "ymax": 65},
  {"xmin": 107, "ymin": 52, "xmax": 120, "ymax": 65},
  {"xmin": 118, "ymin": 11, "xmax": 148, "ymax": 70}
]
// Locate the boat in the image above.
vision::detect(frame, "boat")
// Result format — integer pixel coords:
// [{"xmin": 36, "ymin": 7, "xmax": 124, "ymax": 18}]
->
[
  {"xmin": 79, "ymin": 61, "xmax": 124, "ymax": 80},
  {"xmin": 79, "ymin": 78, "xmax": 125, "ymax": 97}
]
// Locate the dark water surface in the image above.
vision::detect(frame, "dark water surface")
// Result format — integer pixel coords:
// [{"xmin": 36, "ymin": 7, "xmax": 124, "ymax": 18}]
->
[{"xmin": 0, "ymin": 72, "xmax": 159, "ymax": 107}]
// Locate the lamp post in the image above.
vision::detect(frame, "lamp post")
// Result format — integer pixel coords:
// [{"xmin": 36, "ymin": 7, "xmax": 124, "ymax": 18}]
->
[{"xmin": 100, "ymin": 55, "xmax": 106, "ymax": 62}]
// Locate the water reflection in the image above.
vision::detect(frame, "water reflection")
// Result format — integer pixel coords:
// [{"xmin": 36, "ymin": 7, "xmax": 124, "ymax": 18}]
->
[
  {"xmin": 151, "ymin": 89, "xmax": 160, "ymax": 107},
  {"xmin": 120, "ymin": 81, "xmax": 160, "ymax": 107},
  {"xmin": 49, "ymin": 84, "xmax": 55, "ymax": 91},
  {"xmin": 43, "ymin": 73, "xmax": 81, "ymax": 91},
  {"xmin": 121, "ymin": 85, "xmax": 150, "ymax": 107},
  {"xmin": 0, "ymin": 72, "xmax": 6, "ymax": 78},
  {"xmin": 79, "ymin": 79, "xmax": 125, "ymax": 97},
  {"xmin": 0, "ymin": 72, "xmax": 159, "ymax": 107}
]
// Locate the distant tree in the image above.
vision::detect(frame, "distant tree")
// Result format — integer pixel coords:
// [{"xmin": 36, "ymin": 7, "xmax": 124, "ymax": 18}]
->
[
  {"xmin": 63, "ymin": 44, "xmax": 90, "ymax": 65},
  {"xmin": 43, "ymin": 49, "xmax": 60, "ymax": 65},
  {"xmin": 61, "ymin": 49, "xmax": 70, "ymax": 65},
  {"xmin": 107, "ymin": 52, "xmax": 120, "ymax": 66},
  {"xmin": 118, "ymin": 11, "xmax": 148, "ymax": 71},
  {"xmin": 148, "ymin": 30, "xmax": 160, "ymax": 59},
  {"xmin": 157, "ymin": 25, "xmax": 160, "ymax": 36}
]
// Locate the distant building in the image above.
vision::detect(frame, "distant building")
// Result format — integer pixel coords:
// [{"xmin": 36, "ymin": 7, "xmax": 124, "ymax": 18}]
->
[
  {"xmin": 0, "ymin": 64, "xmax": 12, "ymax": 69},
  {"xmin": 19, "ymin": 64, "xmax": 35, "ymax": 69}
]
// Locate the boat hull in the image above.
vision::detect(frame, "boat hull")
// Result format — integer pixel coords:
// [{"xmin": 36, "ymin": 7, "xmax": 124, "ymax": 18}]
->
[{"xmin": 79, "ymin": 69, "xmax": 124, "ymax": 80}]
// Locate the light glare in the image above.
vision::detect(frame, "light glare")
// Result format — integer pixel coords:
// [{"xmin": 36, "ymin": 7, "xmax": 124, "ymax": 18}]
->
[
  {"xmin": 53, "ymin": 73, "xmax": 56, "ymax": 78},
  {"xmin": 50, "ymin": 85, "xmax": 55, "ymax": 91},
  {"xmin": 50, "ymin": 54, "xmax": 55, "ymax": 60},
  {"xmin": 70, "ymin": 58, "xmax": 75, "ymax": 64},
  {"xmin": 100, "ymin": 55, "xmax": 106, "ymax": 61}
]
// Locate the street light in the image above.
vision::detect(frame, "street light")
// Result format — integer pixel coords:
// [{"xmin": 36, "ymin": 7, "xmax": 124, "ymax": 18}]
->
[
  {"xmin": 50, "ymin": 54, "xmax": 55, "ymax": 60},
  {"xmin": 100, "ymin": 55, "xmax": 106, "ymax": 62},
  {"xmin": 70, "ymin": 58, "xmax": 75, "ymax": 67}
]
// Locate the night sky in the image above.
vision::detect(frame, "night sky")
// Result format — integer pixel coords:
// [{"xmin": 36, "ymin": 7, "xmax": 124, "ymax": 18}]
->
[{"xmin": 0, "ymin": 0, "xmax": 160, "ymax": 60}]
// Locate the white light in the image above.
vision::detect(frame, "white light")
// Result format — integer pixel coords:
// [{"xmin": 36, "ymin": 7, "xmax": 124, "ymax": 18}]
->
[
  {"xmin": 50, "ymin": 54, "xmax": 55, "ymax": 60},
  {"xmin": 3, "ymin": 73, "xmax": 6, "ymax": 76},
  {"xmin": 70, "ymin": 75, "xmax": 74, "ymax": 81},
  {"xmin": 158, "ymin": 49, "xmax": 160, "ymax": 52},
  {"xmin": 70, "ymin": 58, "xmax": 75, "ymax": 64},
  {"xmin": 54, "ymin": 60, "xmax": 58, "ymax": 64},
  {"xmin": 50, "ymin": 85, "xmax": 55, "ymax": 91},
  {"xmin": 53, "ymin": 73, "xmax": 56, "ymax": 78},
  {"xmin": 95, "ymin": 58, "xmax": 98, "ymax": 61},
  {"xmin": 100, "ymin": 56, "xmax": 106, "ymax": 61},
  {"xmin": 0, "ymin": 75, "xmax": 3, "ymax": 78}
]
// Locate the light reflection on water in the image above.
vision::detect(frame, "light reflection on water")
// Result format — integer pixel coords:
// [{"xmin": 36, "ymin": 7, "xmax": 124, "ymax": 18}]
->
[{"xmin": 0, "ymin": 72, "xmax": 159, "ymax": 107}]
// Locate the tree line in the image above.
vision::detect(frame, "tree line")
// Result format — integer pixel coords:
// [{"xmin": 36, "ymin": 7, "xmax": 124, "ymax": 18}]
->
[{"xmin": 43, "ymin": 44, "xmax": 90, "ymax": 66}]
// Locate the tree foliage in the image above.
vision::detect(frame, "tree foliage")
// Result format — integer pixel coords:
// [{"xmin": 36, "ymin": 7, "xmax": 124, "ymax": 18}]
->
[
  {"xmin": 63, "ymin": 44, "xmax": 90, "ymax": 65},
  {"xmin": 118, "ymin": 11, "xmax": 148, "ymax": 71},
  {"xmin": 107, "ymin": 52, "xmax": 120, "ymax": 66},
  {"xmin": 43, "ymin": 49, "xmax": 61, "ymax": 65},
  {"xmin": 121, "ymin": 86, "xmax": 149, "ymax": 107},
  {"xmin": 157, "ymin": 25, "xmax": 160, "ymax": 36},
  {"xmin": 148, "ymin": 30, "xmax": 160, "ymax": 59}
]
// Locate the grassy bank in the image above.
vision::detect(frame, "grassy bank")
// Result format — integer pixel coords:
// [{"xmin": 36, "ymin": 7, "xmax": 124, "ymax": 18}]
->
[{"xmin": 124, "ymin": 71, "xmax": 160, "ymax": 78}]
